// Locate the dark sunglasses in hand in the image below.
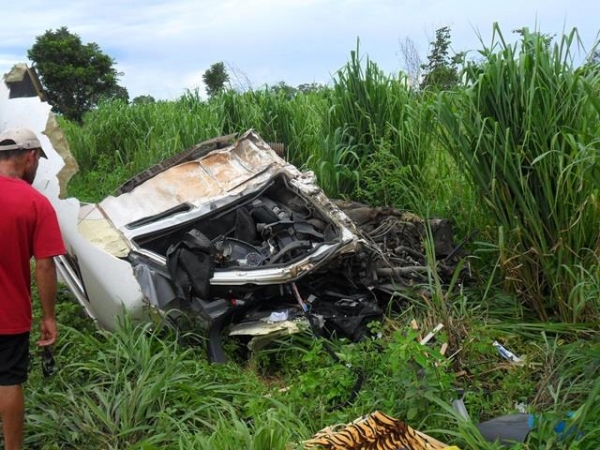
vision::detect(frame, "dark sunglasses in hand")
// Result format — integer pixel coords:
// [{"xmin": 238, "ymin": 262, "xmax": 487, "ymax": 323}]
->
[{"xmin": 41, "ymin": 346, "xmax": 56, "ymax": 378}]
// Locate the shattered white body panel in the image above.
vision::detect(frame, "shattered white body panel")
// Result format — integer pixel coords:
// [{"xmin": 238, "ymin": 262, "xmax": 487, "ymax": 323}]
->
[{"xmin": 1, "ymin": 66, "xmax": 145, "ymax": 330}]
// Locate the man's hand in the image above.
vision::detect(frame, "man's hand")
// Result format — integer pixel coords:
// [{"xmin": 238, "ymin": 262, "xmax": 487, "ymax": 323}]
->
[
  {"xmin": 38, "ymin": 316, "xmax": 58, "ymax": 346},
  {"xmin": 35, "ymin": 258, "xmax": 58, "ymax": 346}
]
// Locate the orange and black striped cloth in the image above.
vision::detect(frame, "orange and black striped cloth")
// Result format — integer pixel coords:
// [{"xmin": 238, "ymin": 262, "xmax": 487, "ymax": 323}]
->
[{"xmin": 302, "ymin": 411, "xmax": 458, "ymax": 450}]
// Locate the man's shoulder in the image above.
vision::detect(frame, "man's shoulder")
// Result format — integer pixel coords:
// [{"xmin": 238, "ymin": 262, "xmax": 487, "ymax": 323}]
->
[
  {"xmin": 22, "ymin": 180, "xmax": 49, "ymax": 199},
  {"xmin": 1, "ymin": 175, "xmax": 35, "ymax": 192},
  {"xmin": 0, "ymin": 177, "xmax": 54, "ymax": 208}
]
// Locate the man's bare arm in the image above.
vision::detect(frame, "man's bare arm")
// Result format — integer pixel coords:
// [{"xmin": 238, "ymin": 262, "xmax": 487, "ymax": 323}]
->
[{"xmin": 35, "ymin": 257, "xmax": 58, "ymax": 346}]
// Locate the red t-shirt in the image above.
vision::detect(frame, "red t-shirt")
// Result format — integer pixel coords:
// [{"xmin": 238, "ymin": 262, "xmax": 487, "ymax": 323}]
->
[{"xmin": 0, "ymin": 176, "xmax": 66, "ymax": 334}]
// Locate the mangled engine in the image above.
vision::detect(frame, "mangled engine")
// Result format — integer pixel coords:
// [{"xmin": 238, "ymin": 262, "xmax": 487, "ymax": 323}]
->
[{"xmin": 130, "ymin": 176, "xmax": 384, "ymax": 361}]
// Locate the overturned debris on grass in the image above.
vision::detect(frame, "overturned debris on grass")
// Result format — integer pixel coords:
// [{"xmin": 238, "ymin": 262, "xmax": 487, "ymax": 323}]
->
[{"xmin": 2, "ymin": 64, "xmax": 469, "ymax": 363}]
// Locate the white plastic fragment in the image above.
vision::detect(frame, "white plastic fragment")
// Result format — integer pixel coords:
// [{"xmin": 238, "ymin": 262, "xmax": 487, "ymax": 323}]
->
[
  {"xmin": 268, "ymin": 311, "xmax": 289, "ymax": 323},
  {"xmin": 419, "ymin": 323, "xmax": 444, "ymax": 345},
  {"xmin": 493, "ymin": 340, "xmax": 524, "ymax": 365}
]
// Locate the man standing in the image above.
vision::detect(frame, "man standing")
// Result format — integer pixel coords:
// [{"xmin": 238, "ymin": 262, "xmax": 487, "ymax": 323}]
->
[{"xmin": 0, "ymin": 127, "xmax": 66, "ymax": 450}]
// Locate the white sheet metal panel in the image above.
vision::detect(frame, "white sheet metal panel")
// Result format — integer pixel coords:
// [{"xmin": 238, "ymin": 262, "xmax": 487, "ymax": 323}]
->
[
  {"xmin": 1, "ymin": 65, "xmax": 145, "ymax": 330},
  {"xmin": 99, "ymin": 132, "xmax": 285, "ymax": 230}
]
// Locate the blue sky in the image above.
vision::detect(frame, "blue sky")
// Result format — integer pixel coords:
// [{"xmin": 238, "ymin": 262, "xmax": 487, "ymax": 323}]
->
[{"xmin": 1, "ymin": 0, "xmax": 598, "ymax": 100}]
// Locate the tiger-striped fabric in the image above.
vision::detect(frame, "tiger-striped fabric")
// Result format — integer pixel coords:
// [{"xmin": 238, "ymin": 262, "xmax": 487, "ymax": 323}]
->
[{"xmin": 302, "ymin": 411, "xmax": 457, "ymax": 450}]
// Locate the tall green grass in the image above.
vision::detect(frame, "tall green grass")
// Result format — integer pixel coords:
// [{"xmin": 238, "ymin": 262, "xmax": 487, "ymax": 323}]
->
[
  {"xmin": 436, "ymin": 25, "xmax": 600, "ymax": 322},
  {"xmin": 217, "ymin": 87, "xmax": 329, "ymax": 173},
  {"xmin": 324, "ymin": 45, "xmax": 438, "ymax": 208},
  {"xmin": 61, "ymin": 94, "xmax": 224, "ymax": 200},
  {"xmin": 25, "ymin": 318, "xmax": 286, "ymax": 449}
]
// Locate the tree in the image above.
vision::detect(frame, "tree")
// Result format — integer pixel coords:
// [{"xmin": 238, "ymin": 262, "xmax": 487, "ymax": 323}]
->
[
  {"xmin": 269, "ymin": 81, "xmax": 297, "ymax": 98},
  {"xmin": 420, "ymin": 26, "xmax": 463, "ymax": 90},
  {"xmin": 297, "ymin": 82, "xmax": 326, "ymax": 94},
  {"xmin": 27, "ymin": 27, "xmax": 127, "ymax": 122},
  {"xmin": 203, "ymin": 62, "xmax": 229, "ymax": 97},
  {"xmin": 397, "ymin": 36, "xmax": 422, "ymax": 88},
  {"xmin": 132, "ymin": 95, "xmax": 156, "ymax": 105},
  {"xmin": 105, "ymin": 84, "xmax": 129, "ymax": 104}
]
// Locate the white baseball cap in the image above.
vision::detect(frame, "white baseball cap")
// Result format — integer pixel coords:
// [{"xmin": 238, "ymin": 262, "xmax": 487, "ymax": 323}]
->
[{"xmin": 0, "ymin": 127, "xmax": 47, "ymax": 158}]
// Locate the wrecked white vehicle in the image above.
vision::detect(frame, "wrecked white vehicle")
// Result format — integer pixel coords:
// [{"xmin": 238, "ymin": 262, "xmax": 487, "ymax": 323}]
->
[
  {"xmin": 71, "ymin": 130, "xmax": 393, "ymax": 361},
  {"xmin": 2, "ymin": 65, "xmax": 464, "ymax": 362}
]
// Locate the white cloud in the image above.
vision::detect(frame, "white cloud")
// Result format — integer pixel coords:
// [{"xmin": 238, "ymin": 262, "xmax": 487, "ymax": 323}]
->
[{"xmin": 1, "ymin": 0, "xmax": 598, "ymax": 100}]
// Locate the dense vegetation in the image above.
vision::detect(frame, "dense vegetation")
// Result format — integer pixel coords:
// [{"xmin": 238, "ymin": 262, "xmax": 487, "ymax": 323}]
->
[{"xmin": 20, "ymin": 26, "xmax": 599, "ymax": 449}]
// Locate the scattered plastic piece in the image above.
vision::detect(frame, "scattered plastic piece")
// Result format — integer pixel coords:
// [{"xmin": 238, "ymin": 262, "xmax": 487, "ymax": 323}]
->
[
  {"xmin": 268, "ymin": 310, "xmax": 288, "ymax": 322},
  {"xmin": 420, "ymin": 323, "xmax": 444, "ymax": 345},
  {"xmin": 477, "ymin": 411, "xmax": 581, "ymax": 446},
  {"xmin": 452, "ymin": 398, "xmax": 471, "ymax": 421},
  {"xmin": 477, "ymin": 413, "xmax": 532, "ymax": 445},
  {"xmin": 493, "ymin": 340, "xmax": 523, "ymax": 365}
]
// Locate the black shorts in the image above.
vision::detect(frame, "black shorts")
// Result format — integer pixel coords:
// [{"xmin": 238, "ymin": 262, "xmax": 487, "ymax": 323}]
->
[{"xmin": 0, "ymin": 332, "xmax": 30, "ymax": 385}]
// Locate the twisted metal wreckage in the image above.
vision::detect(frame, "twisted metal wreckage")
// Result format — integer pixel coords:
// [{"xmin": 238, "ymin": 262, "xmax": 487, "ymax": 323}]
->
[{"xmin": 1, "ymin": 65, "xmax": 468, "ymax": 363}]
